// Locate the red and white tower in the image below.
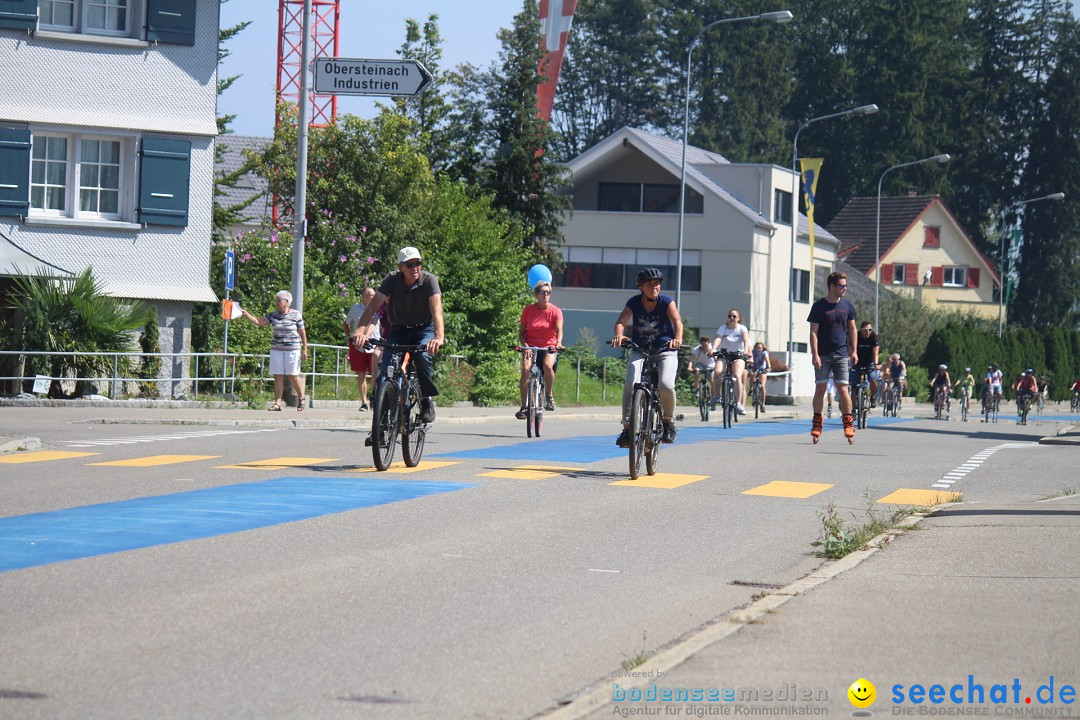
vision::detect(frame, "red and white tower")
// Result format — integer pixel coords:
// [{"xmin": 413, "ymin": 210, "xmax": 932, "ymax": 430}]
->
[{"xmin": 277, "ymin": 0, "xmax": 341, "ymax": 128}]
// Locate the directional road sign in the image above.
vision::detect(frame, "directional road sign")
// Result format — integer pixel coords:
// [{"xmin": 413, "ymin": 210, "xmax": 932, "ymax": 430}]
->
[{"xmin": 313, "ymin": 58, "xmax": 432, "ymax": 97}]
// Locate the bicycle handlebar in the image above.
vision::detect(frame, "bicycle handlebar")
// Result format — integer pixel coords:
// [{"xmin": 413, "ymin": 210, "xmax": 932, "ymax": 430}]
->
[
  {"xmin": 619, "ymin": 338, "xmax": 679, "ymax": 354},
  {"xmin": 364, "ymin": 338, "xmax": 427, "ymax": 353},
  {"xmin": 508, "ymin": 345, "xmax": 559, "ymax": 353},
  {"xmin": 711, "ymin": 349, "xmax": 749, "ymax": 361}
]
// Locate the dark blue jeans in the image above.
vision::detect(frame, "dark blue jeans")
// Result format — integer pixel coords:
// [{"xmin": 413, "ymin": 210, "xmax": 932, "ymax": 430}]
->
[{"xmin": 382, "ymin": 323, "xmax": 439, "ymax": 399}]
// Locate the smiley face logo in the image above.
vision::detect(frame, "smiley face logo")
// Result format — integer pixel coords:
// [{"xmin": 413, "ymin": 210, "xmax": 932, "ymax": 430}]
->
[{"xmin": 848, "ymin": 678, "xmax": 876, "ymax": 708}]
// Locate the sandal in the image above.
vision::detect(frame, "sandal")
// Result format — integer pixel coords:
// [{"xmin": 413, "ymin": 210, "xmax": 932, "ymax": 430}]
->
[
  {"xmin": 269, "ymin": 402, "xmax": 282, "ymax": 411},
  {"xmin": 297, "ymin": 398, "xmax": 305, "ymax": 412}
]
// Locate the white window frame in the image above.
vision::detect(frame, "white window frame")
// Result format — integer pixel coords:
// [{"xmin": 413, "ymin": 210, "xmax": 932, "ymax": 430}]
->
[
  {"xmin": 791, "ymin": 268, "xmax": 810, "ymax": 303},
  {"xmin": 774, "ymin": 189, "xmax": 793, "ymax": 225},
  {"xmin": 892, "ymin": 265, "xmax": 906, "ymax": 285},
  {"xmin": 942, "ymin": 266, "xmax": 966, "ymax": 287},
  {"xmin": 28, "ymin": 129, "xmax": 136, "ymax": 224},
  {"xmin": 30, "ymin": 134, "xmax": 70, "ymax": 216},
  {"xmin": 38, "ymin": 0, "xmax": 141, "ymax": 38}
]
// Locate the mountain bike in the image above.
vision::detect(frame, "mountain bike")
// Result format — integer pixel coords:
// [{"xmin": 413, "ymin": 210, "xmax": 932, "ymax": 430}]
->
[
  {"xmin": 958, "ymin": 386, "xmax": 970, "ymax": 422},
  {"xmin": 933, "ymin": 384, "xmax": 950, "ymax": 420},
  {"xmin": 713, "ymin": 349, "xmax": 748, "ymax": 429},
  {"xmin": 852, "ymin": 365, "xmax": 873, "ymax": 429},
  {"xmin": 882, "ymin": 378, "xmax": 902, "ymax": 418},
  {"xmin": 510, "ymin": 345, "xmax": 556, "ymax": 438},
  {"xmin": 366, "ymin": 339, "xmax": 428, "ymax": 471},
  {"xmin": 697, "ymin": 372, "xmax": 711, "ymax": 422},
  {"xmin": 749, "ymin": 371, "xmax": 766, "ymax": 418},
  {"xmin": 981, "ymin": 386, "xmax": 999, "ymax": 423},
  {"xmin": 1072, "ymin": 390, "xmax": 1080, "ymax": 413},
  {"xmin": 1017, "ymin": 392, "xmax": 1032, "ymax": 426},
  {"xmin": 621, "ymin": 339, "xmax": 668, "ymax": 480}
]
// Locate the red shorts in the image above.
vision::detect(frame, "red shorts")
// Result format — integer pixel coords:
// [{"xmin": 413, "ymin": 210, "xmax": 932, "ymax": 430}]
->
[{"xmin": 348, "ymin": 343, "xmax": 374, "ymax": 373}]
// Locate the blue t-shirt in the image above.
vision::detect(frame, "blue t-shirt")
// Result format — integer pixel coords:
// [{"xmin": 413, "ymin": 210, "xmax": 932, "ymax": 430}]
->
[
  {"xmin": 806, "ymin": 297, "xmax": 855, "ymax": 357},
  {"xmin": 626, "ymin": 293, "xmax": 675, "ymax": 349}
]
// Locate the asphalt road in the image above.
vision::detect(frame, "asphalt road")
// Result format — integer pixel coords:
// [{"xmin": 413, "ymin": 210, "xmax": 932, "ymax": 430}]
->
[{"xmin": 0, "ymin": 405, "xmax": 1076, "ymax": 719}]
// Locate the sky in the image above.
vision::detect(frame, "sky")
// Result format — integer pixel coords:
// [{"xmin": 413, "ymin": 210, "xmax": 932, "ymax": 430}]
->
[
  {"xmin": 217, "ymin": 1, "xmax": 522, "ymax": 138},
  {"xmin": 219, "ymin": 1, "xmax": 1080, "ymax": 139}
]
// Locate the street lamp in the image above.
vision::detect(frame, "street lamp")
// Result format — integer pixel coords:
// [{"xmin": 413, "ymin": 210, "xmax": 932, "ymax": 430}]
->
[
  {"xmin": 997, "ymin": 192, "xmax": 1065, "ymax": 336},
  {"xmin": 675, "ymin": 10, "xmax": 794, "ymax": 309},
  {"xmin": 784, "ymin": 103, "xmax": 878, "ymax": 393},
  {"xmin": 875, "ymin": 154, "xmax": 951, "ymax": 330}
]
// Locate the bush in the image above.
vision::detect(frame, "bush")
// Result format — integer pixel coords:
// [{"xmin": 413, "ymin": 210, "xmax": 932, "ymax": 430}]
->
[{"xmin": 907, "ymin": 365, "xmax": 930, "ymax": 402}]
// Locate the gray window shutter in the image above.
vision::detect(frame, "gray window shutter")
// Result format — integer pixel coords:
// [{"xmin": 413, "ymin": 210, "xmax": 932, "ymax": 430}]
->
[
  {"xmin": 139, "ymin": 138, "xmax": 190, "ymax": 227},
  {"xmin": 145, "ymin": 0, "xmax": 196, "ymax": 45},
  {"xmin": 0, "ymin": 0, "xmax": 37, "ymax": 32},
  {"xmin": 0, "ymin": 127, "xmax": 31, "ymax": 217}
]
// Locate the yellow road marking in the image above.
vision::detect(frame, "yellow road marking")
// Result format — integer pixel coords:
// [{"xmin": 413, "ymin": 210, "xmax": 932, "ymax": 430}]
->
[
  {"xmin": 89, "ymin": 455, "xmax": 220, "ymax": 467},
  {"xmin": 0, "ymin": 450, "xmax": 99, "ymax": 464},
  {"xmin": 611, "ymin": 473, "xmax": 709, "ymax": 489},
  {"xmin": 352, "ymin": 460, "xmax": 461, "ymax": 474},
  {"xmin": 742, "ymin": 480, "xmax": 834, "ymax": 499},
  {"xmin": 214, "ymin": 457, "xmax": 338, "ymax": 470},
  {"xmin": 478, "ymin": 464, "xmax": 585, "ymax": 480},
  {"xmin": 877, "ymin": 488, "xmax": 960, "ymax": 506}
]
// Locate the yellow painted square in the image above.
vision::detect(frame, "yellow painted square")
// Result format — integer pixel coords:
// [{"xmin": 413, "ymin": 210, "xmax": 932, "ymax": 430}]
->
[
  {"xmin": 89, "ymin": 454, "xmax": 220, "ymax": 467},
  {"xmin": 478, "ymin": 464, "xmax": 584, "ymax": 480},
  {"xmin": 742, "ymin": 481, "xmax": 834, "ymax": 499},
  {"xmin": 877, "ymin": 488, "xmax": 960, "ymax": 506},
  {"xmin": 0, "ymin": 450, "xmax": 99, "ymax": 464},
  {"xmin": 352, "ymin": 460, "xmax": 461, "ymax": 474},
  {"xmin": 214, "ymin": 457, "xmax": 338, "ymax": 470},
  {"xmin": 611, "ymin": 473, "xmax": 709, "ymax": 489}
]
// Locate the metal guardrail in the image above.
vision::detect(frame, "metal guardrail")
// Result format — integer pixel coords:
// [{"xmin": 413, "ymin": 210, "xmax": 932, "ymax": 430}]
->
[{"xmin": 0, "ymin": 346, "xmax": 470, "ymax": 405}]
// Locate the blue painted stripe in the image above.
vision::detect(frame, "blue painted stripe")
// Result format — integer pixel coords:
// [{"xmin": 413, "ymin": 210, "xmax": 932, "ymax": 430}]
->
[
  {"xmin": 0, "ymin": 477, "xmax": 474, "ymax": 573},
  {"xmin": 433, "ymin": 417, "xmax": 915, "ymax": 462}
]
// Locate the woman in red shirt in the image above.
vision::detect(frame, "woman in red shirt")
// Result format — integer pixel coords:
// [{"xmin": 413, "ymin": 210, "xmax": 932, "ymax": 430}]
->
[{"xmin": 516, "ymin": 281, "xmax": 565, "ymax": 418}]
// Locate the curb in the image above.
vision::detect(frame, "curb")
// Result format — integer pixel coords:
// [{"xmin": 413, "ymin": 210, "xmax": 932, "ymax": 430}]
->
[
  {"xmin": 1039, "ymin": 423, "xmax": 1080, "ymax": 446},
  {"xmin": 0, "ymin": 436, "xmax": 42, "ymax": 454},
  {"xmin": 534, "ymin": 509, "xmax": 935, "ymax": 719}
]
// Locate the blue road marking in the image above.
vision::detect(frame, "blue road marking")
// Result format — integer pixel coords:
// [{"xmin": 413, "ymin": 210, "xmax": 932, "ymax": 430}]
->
[
  {"xmin": 0, "ymin": 477, "xmax": 474, "ymax": 573},
  {"xmin": 434, "ymin": 417, "xmax": 915, "ymax": 462}
]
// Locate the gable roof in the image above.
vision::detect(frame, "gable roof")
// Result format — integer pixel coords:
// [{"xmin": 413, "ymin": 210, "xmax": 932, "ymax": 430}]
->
[
  {"xmin": 214, "ymin": 134, "xmax": 271, "ymax": 225},
  {"xmin": 566, "ymin": 126, "xmax": 839, "ymax": 247},
  {"xmin": 826, "ymin": 194, "xmax": 1001, "ymax": 285}
]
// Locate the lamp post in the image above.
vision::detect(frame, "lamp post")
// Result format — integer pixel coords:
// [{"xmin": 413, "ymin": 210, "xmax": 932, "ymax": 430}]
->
[
  {"xmin": 997, "ymin": 192, "xmax": 1065, "ymax": 336},
  {"xmin": 875, "ymin": 154, "xmax": 951, "ymax": 330},
  {"xmin": 784, "ymin": 104, "xmax": 878, "ymax": 394},
  {"xmin": 675, "ymin": 10, "xmax": 793, "ymax": 310}
]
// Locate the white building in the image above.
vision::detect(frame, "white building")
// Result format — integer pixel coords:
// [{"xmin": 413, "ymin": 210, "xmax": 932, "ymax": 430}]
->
[
  {"xmin": 556, "ymin": 127, "xmax": 841, "ymax": 398},
  {"xmin": 0, "ymin": 0, "xmax": 219, "ymax": 395}
]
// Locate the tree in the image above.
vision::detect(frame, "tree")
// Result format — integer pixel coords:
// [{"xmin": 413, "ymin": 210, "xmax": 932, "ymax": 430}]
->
[
  {"xmin": 213, "ymin": 2, "xmax": 254, "ymax": 240},
  {"xmin": 393, "ymin": 14, "xmax": 453, "ymax": 172},
  {"xmin": 482, "ymin": 0, "xmax": 573, "ymax": 265},
  {"xmin": 550, "ymin": 0, "xmax": 667, "ymax": 160}
]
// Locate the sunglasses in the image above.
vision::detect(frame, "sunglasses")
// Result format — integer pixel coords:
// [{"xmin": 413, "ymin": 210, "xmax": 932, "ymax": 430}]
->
[
  {"xmin": 535, "ymin": 290, "xmax": 551, "ymax": 296},
  {"xmin": 835, "ymin": 284, "xmax": 848, "ymax": 290},
  {"xmin": 403, "ymin": 260, "xmax": 422, "ymax": 269},
  {"xmin": 728, "ymin": 314, "xmax": 738, "ymax": 319}
]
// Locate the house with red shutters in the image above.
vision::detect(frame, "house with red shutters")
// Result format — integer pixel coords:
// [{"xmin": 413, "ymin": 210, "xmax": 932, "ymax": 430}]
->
[{"xmin": 826, "ymin": 194, "xmax": 999, "ymax": 319}]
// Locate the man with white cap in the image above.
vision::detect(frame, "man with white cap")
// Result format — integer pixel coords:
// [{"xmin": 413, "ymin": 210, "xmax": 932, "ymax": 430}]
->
[{"xmin": 351, "ymin": 246, "xmax": 444, "ymax": 424}]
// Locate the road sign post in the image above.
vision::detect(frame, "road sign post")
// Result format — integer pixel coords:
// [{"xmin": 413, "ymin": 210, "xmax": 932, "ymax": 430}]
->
[
  {"xmin": 223, "ymin": 249, "xmax": 235, "ymax": 395},
  {"xmin": 313, "ymin": 58, "xmax": 432, "ymax": 97}
]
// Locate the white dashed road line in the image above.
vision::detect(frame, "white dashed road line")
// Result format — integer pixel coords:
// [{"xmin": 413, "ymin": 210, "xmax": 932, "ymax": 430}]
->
[{"xmin": 931, "ymin": 442, "xmax": 1042, "ymax": 489}]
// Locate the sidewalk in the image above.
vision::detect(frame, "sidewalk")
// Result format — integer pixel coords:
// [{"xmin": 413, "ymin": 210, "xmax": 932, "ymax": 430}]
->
[{"xmin": 549, "ymin": 492, "xmax": 1080, "ymax": 719}]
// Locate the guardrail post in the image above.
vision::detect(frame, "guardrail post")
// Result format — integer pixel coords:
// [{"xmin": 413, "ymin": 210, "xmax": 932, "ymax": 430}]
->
[
  {"xmin": 309, "ymin": 345, "xmax": 316, "ymax": 408},
  {"xmin": 576, "ymin": 358, "xmax": 581, "ymax": 402},
  {"xmin": 602, "ymin": 358, "xmax": 607, "ymax": 402},
  {"xmin": 111, "ymin": 353, "xmax": 119, "ymax": 399}
]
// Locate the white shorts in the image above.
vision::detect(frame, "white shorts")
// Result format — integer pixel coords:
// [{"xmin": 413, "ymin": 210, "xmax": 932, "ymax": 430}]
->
[{"xmin": 270, "ymin": 348, "xmax": 301, "ymax": 376}]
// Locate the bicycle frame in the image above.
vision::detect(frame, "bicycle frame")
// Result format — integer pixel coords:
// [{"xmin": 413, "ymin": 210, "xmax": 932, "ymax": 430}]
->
[
  {"xmin": 511, "ymin": 345, "xmax": 556, "ymax": 438},
  {"xmin": 712, "ymin": 349, "xmax": 747, "ymax": 429},
  {"xmin": 622, "ymin": 339, "xmax": 667, "ymax": 479},
  {"xmin": 367, "ymin": 339, "xmax": 427, "ymax": 470}
]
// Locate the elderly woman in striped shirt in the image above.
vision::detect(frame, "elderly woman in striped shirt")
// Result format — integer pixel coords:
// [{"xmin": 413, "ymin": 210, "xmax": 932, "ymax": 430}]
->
[{"xmin": 241, "ymin": 290, "xmax": 309, "ymax": 411}]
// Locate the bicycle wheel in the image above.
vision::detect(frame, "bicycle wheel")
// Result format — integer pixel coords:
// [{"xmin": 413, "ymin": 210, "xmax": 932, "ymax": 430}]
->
[
  {"xmin": 753, "ymin": 382, "xmax": 763, "ymax": 419},
  {"xmin": 526, "ymin": 374, "xmax": 540, "ymax": 438},
  {"xmin": 644, "ymin": 400, "xmax": 661, "ymax": 476},
  {"xmin": 628, "ymin": 388, "xmax": 648, "ymax": 479},
  {"xmin": 699, "ymin": 380, "xmax": 709, "ymax": 422},
  {"xmin": 371, "ymin": 380, "xmax": 398, "ymax": 471},
  {"xmin": 857, "ymin": 384, "xmax": 868, "ymax": 429},
  {"xmin": 533, "ymin": 375, "xmax": 544, "ymax": 438},
  {"xmin": 401, "ymin": 380, "xmax": 426, "ymax": 467},
  {"xmin": 961, "ymin": 395, "xmax": 968, "ymax": 422},
  {"xmin": 722, "ymin": 376, "xmax": 733, "ymax": 429},
  {"xmin": 892, "ymin": 387, "xmax": 901, "ymax": 417}
]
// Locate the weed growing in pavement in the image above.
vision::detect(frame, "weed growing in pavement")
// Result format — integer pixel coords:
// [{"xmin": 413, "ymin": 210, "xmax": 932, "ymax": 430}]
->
[
  {"xmin": 620, "ymin": 631, "xmax": 649, "ymax": 672},
  {"xmin": 810, "ymin": 495, "xmax": 946, "ymax": 559},
  {"xmin": 1041, "ymin": 485, "xmax": 1078, "ymax": 500}
]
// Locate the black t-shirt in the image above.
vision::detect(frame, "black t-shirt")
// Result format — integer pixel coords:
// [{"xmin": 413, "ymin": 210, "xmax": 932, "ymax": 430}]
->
[
  {"xmin": 807, "ymin": 297, "xmax": 856, "ymax": 357},
  {"xmin": 377, "ymin": 270, "xmax": 442, "ymax": 326},
  {"xmin": 857, "ymin": 330, "xmax": 879, "ymax": 366}
]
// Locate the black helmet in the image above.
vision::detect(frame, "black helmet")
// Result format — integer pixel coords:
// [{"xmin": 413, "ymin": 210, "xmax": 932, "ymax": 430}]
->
[{"xmin": 636, "ymin": 267, "xmax": 664, "ymax": 285}]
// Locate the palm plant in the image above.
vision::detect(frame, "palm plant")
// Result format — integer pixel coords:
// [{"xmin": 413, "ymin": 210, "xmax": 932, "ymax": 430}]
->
[{"xmin": 7, "ymin": 268, "xmax": 151, "ymax": 397}]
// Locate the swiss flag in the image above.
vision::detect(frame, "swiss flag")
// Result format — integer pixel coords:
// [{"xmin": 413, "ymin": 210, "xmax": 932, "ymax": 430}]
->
[{"xmin": 537, "ymin": 0, "xmax": 578, "ymax": 120}]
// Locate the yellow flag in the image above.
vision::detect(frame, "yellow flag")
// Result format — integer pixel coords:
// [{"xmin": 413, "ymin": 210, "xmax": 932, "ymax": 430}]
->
[{"xmin": 799, "ymin": 158, "xmax": 824, "ymax": 295}]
